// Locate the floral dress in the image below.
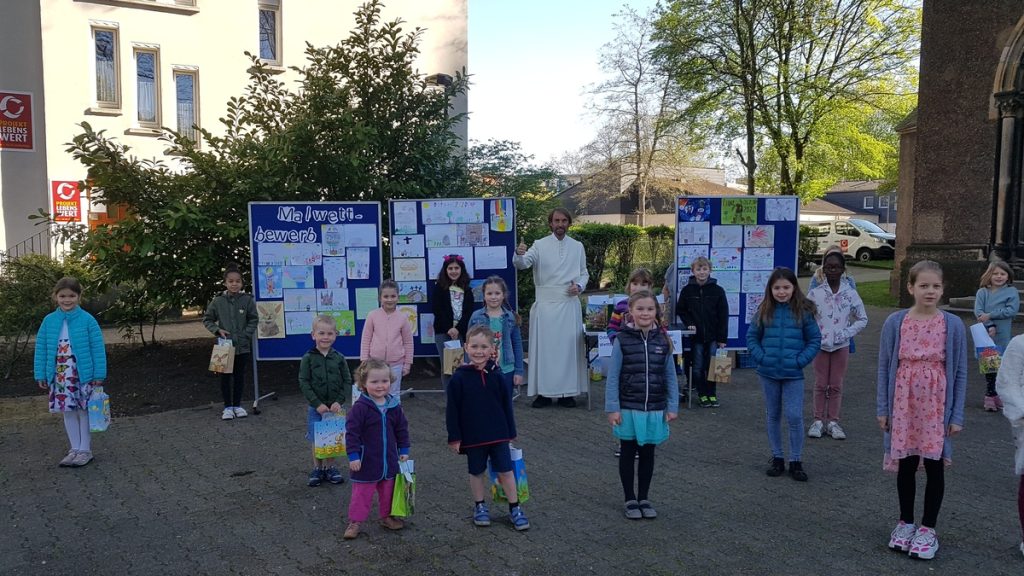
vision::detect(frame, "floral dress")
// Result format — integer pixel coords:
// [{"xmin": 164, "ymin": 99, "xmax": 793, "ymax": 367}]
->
[
  {"xmin": 49, "ymin": 320, "xmax": 91, "ymax": 413},
  {"xmin": 884, "ymin": 313, "xmax": 947, "ymax": 471}
]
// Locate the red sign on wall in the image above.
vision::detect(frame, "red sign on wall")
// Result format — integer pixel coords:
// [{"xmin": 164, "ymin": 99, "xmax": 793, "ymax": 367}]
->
[
  {"xmin": 51, "ymin": 181, "xmax": 82, "ymax": 222},
  {"xmin": 0, "ymin": 91, "xmax": 33, "ymax": 151}
]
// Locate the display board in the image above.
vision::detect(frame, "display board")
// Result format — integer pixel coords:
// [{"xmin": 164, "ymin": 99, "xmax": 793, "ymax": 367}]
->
[
  {"xmin": 248, "ymin": 202, "xmax": 383, "ymax": 360},
  {"xmin": 673, "ymin": 196, "xmax": 800, "ymax": 349},
  {"xmin": 388, "ymin": 198, "xmax": 517, "ymax": 356}
]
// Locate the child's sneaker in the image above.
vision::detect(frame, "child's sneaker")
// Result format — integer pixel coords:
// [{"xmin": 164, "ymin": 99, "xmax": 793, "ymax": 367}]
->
[
  {"xmin": 807, "ymin": 420, "xmax": 824, "ymax": 438},
  {"xmin": 699, "ymin": 396, "xmax": 711, "ymax": 408},
  {"xmin": 985, "ymin": 395, "xmax": 999, "ymax": 412},
  {"xmin": 888, "ymin": 521, "xmax": 916, "ymax": 552},
  {"xmin": 908, "ymin": 526, "xmax": 939, "ymax": 560},
  {"xmin": 59, "ymin": 450, "xmax": 78, "ymax": 467},
  {"xmin": 638, "ymin": 500, "xmax": 657, "ymax": 519},
  {"xmin": 708, "ymin": 396, "xmax": 720, "ymax": 407},
  {"xmin": 325, "ymin": 466, "xmax": 345, "ymax": 484},
  {"xmin": 307, "ymin": 468, "xmax": 323, "ymax": 487},
  {"xmin": 379, "ymin": 516, "xmax": 405, "ymax": 530},
  {"xmin": 232, "ymin": 406, "xmax": 248, "ymax": 418},
  {"xmin": 221, "ymin": 407, "xmax": 235, "ymax": 420},
  {"xmin": 995, "ymin": 394, "xmax": 1005, "ymax": 410},
  {"xmin": 765, "ymin": 457, "xmax": 785, "ymax": 477},
  {"xmin": 624, "ymin": 500, "xmax": 642, "ymax": 520},
  {"xmin": 509, "ymin": 505, "xmax": 530, "ymax": 531},
  {"xmin": 473, "ymin": 502, "xmax": 491, "ymax": 526},
  {"xmin": 343, "ymin": 522, "xmax": 360, "ymax": 540},
  {"xmin": 827, "ymin": 421, "xmax": 847, "ymax": 440}
]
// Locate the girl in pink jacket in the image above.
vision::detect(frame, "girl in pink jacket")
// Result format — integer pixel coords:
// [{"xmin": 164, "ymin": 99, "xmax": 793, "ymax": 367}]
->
[{"xmin": 360, "ymin": 280, "xmax": 414, "ymax": 401}]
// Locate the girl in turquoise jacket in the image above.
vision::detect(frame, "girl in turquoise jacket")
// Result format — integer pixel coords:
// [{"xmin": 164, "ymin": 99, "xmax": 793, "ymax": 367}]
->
[{"xmin": 34, "ymin": 276, "xmax": 107, "ymax": 468}]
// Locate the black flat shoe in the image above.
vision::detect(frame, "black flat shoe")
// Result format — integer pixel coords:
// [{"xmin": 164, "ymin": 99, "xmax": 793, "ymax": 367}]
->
[
  {"xmin": 557, "ymin": 396, "xmax": 577, "ymax": 408},
  {"xmin": 765, "ymin": 457, "xmax": 785, "ymax": 477},
  {"xmin": 531, "ymin": 395, "xmax": 552, "ymax": 408}
]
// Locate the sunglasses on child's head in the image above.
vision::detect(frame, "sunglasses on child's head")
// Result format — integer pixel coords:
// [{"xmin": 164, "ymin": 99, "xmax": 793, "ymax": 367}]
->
[{"xmin": 444, "ymin": 255, "xmax": 464, "ymax": 263}]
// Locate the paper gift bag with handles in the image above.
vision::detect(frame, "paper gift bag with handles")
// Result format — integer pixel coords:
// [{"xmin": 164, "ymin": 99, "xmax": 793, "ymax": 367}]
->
[
  {"xmin": 710, "ymin": 350, "xmax": 732, "ymax": 383},
  {"xmin": 313, "ymin": 412, "xmax": 347, "ymax": 460},
  {"xmin": 88, "ymin": 386, "xmax": 111, "ymax": 432},
  {"xmin": 391, "ymin": 459, "xmax": 416, "ymax": 517},
  {"xmin": 443, "ymin": 342, "xmax": 464, "ymax": 375},
  {"xmin": 489, "ymin": 446, "xmax": 530, "ymax": 504},
  {"xmin": 209, "ymin": 341, "xmax": 235, "ymax": 374}
]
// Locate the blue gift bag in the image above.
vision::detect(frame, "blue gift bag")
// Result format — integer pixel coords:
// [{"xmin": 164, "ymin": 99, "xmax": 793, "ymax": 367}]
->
[{"xmin": 88, "ymin": 386, "xmax": 110, "ymax": 432}]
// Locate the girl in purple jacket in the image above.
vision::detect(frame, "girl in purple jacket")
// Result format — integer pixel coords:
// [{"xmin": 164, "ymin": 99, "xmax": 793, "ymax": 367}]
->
[{"xmin": 344, "ymin": 359, "xmax": 411, "ymax": 540}]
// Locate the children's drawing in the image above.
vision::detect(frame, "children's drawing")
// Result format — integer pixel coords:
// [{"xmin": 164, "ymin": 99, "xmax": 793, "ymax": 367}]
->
[
  {"xmin": 321, "ymin": 225, "xmax": 346, "ymax": 256},
  {"xmin": 322, "ymin": 257, "xmax": 347, "ymax": 289},
  {"xmin": 676, "ymin": 268, "xmax": 692, "ymax": 290},
  {"xmin": 420, "ymin": 313, "xmax": 436, "ymax": 344},
  {"xmin": 710, "ymin": 248, "xmax": 741, "ymax": 271},
  {"xmin": 457, "ymin": 223, "xmax": 489, "ymax": 247},
  {"xmin": 282, "ymin": 266, "xmax": 314, "ymax": 289},
  {"xmin": 259, "ymin": 266, "xmax": 283, "ymax": 299},
  {"xmin": 745, "ymin": 293, "xmax": 765, "ymax": 323},
  {"xmin": 742, "ymin": 270, "xmax": 773, "ymax": 293},
  {"xmin": 712, "ymin": 225, "xmax": 743, "ymax": 248},
  {"xmin": 722, "ymin": 198, "xmax": 757, "ymax": 225},
  {"xmin": 346, "ymin": 247, "xmax": 371, "ymax": 280},
  {"xmin": 324, "ymin": 310, "xmax": 356, "ymax": 336},
  {"xmin": 284, "ymin": 289, "xmax": 317, "ymax": 312},
  {"xmin": 283, "ymin": 243, "xmax": 322, "ymax": 266},
  {"xmin": 450, "ymin": 200, "xmax": 485, "ymax": 224},
  {"xmin": 678, "ymin": 221, "xmax": 711, "ymax": 245},
  {"xmin": 393, "ymin": 234, "xmax": 425, "ymax": 258},
  {"xmin": 744, "ymin": 225, "xmax": 775, "ymax": 248},
  {"xmin": 421, "ymin": 201, "xmax": 451, "ymax": 225},
  {"xmin": 743, "ymin": 248, "xmax": 775, "ymax": 270},
  {"xmin": 425, "ymin": 224, "xmax": 458, "ymax": 248},
  {"xmin": 397, "ymin": 281, "xmax": 428, "ymax": 304},
  {"xmin": 474, "ymin": 246, "xmax": 507, "ymax": 270},
  {"xmin": 470, "ymin": 279, "xmax": 485, "ymax": 303},
  {"xmin": 393, "ymin": 201, "xmax": 419, "ymax": 234},
  {"xmin": 354, "ymin": 287, "xmax": 378, "ymax": 320},
  {"xmin": 317, "ymin": 288, "xmax": 349, "ymax": 311},
  {"xmin": 678, "ymin": 198, "xmax": 712, "ymax": 222},
  {"xmin": 258, "ymin": 243, "xmax": 285, "ymax": 265},
  {"xmin": 285, "ymin": 311, "xmax": 315, "ymax": 335},
  {"xmin": 343, "ymin": 224, "xmax": 377, "ymax": 248},
  {"xmin": 397, "ymin": 305, "xmax": 419, "ymax": 336},
  {"xmin": 394, "ymin": 258, "xmax": 427, "ymax": 282},
  {"xmin": 726, "ymin": 293, "xmax": 740, "ymax": 315},
  {"xmin": 728, "ymin": 316, "xmax": 739, "ymax": 339},
  {"xmin": 256, "ymin": 301, "xmax": 285, "ymax": 339},
  {"xmin": 676, "ymin": 245, "xmax": 709, "ymax": 269},
  {"xmin": 490, "ymin": 199, "xmax": 514, "ymax": 232},
  {"xmin": 428, "ymin": 247, "xmax": 474, "ymax": 277},
  {"xmin": 765, "ymin": 197, "xmax": 797, "ymax": 221},
  {"xmin": 715, "ymin": 271, "xmax": 741, "ymax": 293}
]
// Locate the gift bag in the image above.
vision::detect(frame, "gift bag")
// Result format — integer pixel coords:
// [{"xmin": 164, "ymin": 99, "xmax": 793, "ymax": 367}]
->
[
  {"xmin": 391, "ymin": 459, "xmax": 416, "ymax": 517},
  {"xmin": 313, "ymin": 412, "xmax": 347, "ymax": 459},
  {"xmin": 710, "ymin": 350, "xmax": 732, "ymax": 383},
  {"xmin": 979, "ymin": 347, "xmax": 1002, "ymax": 375},
  {"xmin": 209, "ymin": 341, "xmax": 235, "ymax": 374},
  {"xmin": 443, "ymin": 343, "xmax": 464, "ymax": 375},
  {"xmin": 489, "ymin": 446, "xmax": 530, "ymax": 504},
  {"xmin": 88, "ymin": 386, "xmax": 111, "ymax": 433}
]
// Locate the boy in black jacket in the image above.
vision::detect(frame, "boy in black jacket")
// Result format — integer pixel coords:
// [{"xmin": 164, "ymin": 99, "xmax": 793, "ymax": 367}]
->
[{"xmin": 676, "ymin": 257, "xmax": 729, "ymax": 407}]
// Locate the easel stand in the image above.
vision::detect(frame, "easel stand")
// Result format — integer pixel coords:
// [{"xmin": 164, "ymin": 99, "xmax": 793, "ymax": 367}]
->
[{"xmin": 250, "ymin": 354, "xmax": 276, "ymax": 414}]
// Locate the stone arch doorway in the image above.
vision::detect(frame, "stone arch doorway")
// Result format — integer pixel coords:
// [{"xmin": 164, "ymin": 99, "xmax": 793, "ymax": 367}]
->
[{"xmin": 991, "ymin": 14, "xmax": 1024, "ymax": 265}]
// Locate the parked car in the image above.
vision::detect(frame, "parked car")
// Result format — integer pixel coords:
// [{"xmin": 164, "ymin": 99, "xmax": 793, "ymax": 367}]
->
[{"xmin": 806, "ymin": 218, "xmax": 896, "ymax": 261}]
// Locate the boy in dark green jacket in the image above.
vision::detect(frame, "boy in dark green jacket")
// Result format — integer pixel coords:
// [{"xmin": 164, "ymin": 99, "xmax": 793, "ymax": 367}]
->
[{"xmin": 299, "ymin": 315, "xmax": 352, "ymax": 487}]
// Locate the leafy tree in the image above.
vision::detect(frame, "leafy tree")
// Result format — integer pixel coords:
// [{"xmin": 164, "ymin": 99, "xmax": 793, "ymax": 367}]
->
[{"xmin": 465, "ymin": 140, "xmax": 559, "ymax": 242}]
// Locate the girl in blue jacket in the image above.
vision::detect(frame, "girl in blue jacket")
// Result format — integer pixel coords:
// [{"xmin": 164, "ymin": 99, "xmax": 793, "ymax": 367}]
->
[
  {"xmin": 468, "ymin": 276, "xmax": 524, "ymax": 401},
  {"xmin": 746, "ymin": 267, "xmax": 821, "ymax": 482},
  {"xmin": 974, "ymin": 261, "xmax": 1019, "ymax": 411},
  {"xmin": 34, "ymin": 277, "xmax": 107, "ymax": 468}
]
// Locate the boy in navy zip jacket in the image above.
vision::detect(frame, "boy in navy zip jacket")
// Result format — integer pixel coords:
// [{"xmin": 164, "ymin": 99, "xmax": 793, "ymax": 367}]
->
[{"xmin": 446, "ymin": 325, "xmax": 530, "ymax": 531}]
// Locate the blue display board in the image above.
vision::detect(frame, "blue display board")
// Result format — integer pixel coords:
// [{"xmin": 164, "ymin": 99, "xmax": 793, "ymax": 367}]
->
[
  {"xmin": 673, "ymin": 196, "xmax": 800, "ymax": 349},
  {"xmin": 388, "ymin": 198, "xmax": 518, "ymax": 356},
  {"xmin": 248, "ymin": 202, "xmax": 383, "ymax": 360}
]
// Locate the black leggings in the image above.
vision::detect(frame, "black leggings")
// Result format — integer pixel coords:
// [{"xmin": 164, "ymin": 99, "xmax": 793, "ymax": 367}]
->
[
  {"xmin": 619, "ymin": 440, "xmax": 656, "ymax": 502},
  {"xmin": 986, "ymin": 372, "xmax": 997, "ymax": 396},
  {"xmin": 220, "ymin": 353, "xmax": 249, "ymax": 408},
  {"xmin": 897, "ymin": 456, "xmax": 944, "ymax": 528}
]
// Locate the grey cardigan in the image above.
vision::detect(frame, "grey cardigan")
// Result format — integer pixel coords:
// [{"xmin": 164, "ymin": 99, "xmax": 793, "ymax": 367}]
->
[{"xmin": 876, "ymin": 309, "xmax": 967, "ymax": 461}]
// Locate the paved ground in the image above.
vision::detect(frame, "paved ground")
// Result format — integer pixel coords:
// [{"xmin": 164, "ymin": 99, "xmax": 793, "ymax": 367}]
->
[{"xmin": 3, "ymin": 305, "xmax": 1023, "ymax": 575}]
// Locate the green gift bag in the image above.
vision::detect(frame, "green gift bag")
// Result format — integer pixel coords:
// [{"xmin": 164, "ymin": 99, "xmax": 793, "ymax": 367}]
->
[
  {"xmin": 391, "ymin": 460, "xmax": 416, "ymax": 517},
  {"xmin": 489, "ymin": 446, "xmax": 529, "ymax": 504}
]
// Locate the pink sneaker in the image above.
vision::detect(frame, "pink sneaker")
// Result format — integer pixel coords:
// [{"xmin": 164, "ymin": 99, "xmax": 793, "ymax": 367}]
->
[
  {"xmin": 908, "ymin": 526, "xmax": 939, "ymax": 560},
  {"xmin": 984, "ymin": 395, "xmax": 999, "ymax": 412},
  {"xmin": 888, "ymin": 521, "xmax": 916, "ymax": 552},
  {"xmin": 995, "ymin": 394, "xmax": 1005, "ymax": 410}
]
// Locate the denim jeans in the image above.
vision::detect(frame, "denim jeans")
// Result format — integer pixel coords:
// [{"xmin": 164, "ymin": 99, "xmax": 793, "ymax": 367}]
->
[
  {"xmin": 691, "ymin": 341, "xmax": 715, "ymax": 398},
  {"xmin": 760, "ymin": 375, "xmax": 805, "ymax": 461}
]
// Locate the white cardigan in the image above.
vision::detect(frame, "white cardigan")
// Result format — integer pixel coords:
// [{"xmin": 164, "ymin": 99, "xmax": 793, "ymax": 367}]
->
[{"xmin": 996, "ymin": 334, "xmax": 1024, "ymax": 474}]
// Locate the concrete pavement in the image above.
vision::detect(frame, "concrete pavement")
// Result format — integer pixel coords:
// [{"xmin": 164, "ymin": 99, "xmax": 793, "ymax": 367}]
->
[{"xmin": 2, "ymin": 305, "xmax": 1023, "ymax": 575}]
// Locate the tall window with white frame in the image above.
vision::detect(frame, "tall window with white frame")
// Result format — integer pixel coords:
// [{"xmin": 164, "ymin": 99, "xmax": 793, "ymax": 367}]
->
[
  {"xmin": 93, "ymin": 27, "xmax": 120, "ymax": 109},
  {"xmin": 174, "ymin": 69, "xmax": 198, "ymax": 143},
  {"xmin": 134, "ymin": 47, "xmax": 161, "ymax": 128},
  {"xmin": 259, "ymin": 0, "xmax": 282, "ymax": 65}
]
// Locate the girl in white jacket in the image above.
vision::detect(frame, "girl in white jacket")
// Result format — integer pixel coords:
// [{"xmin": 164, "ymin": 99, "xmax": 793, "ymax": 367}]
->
[{"xmin": 996, "ymin": 333, "xmax": 1024, "ymax": 558}]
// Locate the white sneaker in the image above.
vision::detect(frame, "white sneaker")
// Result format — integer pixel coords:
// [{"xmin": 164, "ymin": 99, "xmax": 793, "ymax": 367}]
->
[
  {"xmin": 807, "ymin": 420, "xmax": 824, "ymax": 438},
  {"xmin": 232, "ymin": 406, "xmax": 248, "ymax": 418},
  {"xmin": 827, "ymin": 421, "xmax": 847, "ymax": 440},
  {"xmin": 908, "ymin": 526, "xmax": 938, "ymax": 560},
  {"xmin": 221, "ymin": 407, "xmax": 235, "ymax": 420},
  {"xmin": 1019, "ymin": 541, "xmax": 1024, "ymax": 559},
  {"xmin": 888, "ymin": 521, "xmax": 916, "ymax": 551}
]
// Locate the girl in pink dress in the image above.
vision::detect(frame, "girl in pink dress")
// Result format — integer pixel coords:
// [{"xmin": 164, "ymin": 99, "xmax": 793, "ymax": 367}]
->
[{"xmin": 877, "ymin": 260, "xmax": 967, "ymax": 561}]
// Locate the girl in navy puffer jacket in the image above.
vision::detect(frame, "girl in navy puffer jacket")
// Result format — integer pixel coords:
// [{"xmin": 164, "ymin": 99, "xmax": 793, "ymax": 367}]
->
[{"xmin": 747, "ymin": 268, "xmax": 820, "ymax": 482}]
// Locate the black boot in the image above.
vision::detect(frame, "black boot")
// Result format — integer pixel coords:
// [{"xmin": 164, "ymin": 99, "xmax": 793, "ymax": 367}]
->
[
  {"xmin": 789, "ymin": 461, "xmax": 808, "ymax": 482},
  {"xmin": 765, "ymin": 457, "xmax": 785, "ymax": 477}
]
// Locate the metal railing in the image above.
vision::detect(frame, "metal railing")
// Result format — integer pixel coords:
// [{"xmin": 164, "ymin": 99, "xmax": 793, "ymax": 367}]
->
[{"xmin": 0, "ymin": 226, "xmax": 59, "ymax": 265}]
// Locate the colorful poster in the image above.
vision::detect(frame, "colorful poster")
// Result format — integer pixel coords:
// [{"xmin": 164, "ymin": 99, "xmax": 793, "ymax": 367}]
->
[
  {"xmin": 354, "ymin": 287, "xmax": 379, "ymax": 320},
  {"xmin": 490, "ymin": 199, "xmax": 513, "ymax": 232},
  {"xmin": 712, "ymin": 225, "xmax": 743, "ymax": 248},
  {"xmin": 393, "ymin": 234, "xmax": 425, "ymax": 258},
  {"xmin": 285, "ymin": 311, "xmax": 315, "ymax": 335},
  {"xmin": 425, "ymin": 224, "xmax": 458, "ymax": 248},
  {"xmin": 397, "ymin": 281, "xmax": 429, "ymax": 303},
  {"xmin": 457, "ymin": 223, "xmax": 489, "ymax": 246},
  {"xmin": 343, "ymin": 224, "xmax": 377, "ymax": 247},
  {"xmin": 394, "ymin": 258, "xmax": 427, "ymax": 282},
  {"xmin": 397, "ymin": 305, "xmax": 419, "ymax": 336},
  {"xmin": 321, "ymin": 225, "xmax": 346, "ymax": 256},
  {"xmin": 317, "ymin": 288, "xmax": 349, "ymax": 311},
  {"xmin": 745, "ymin": 293, "xmax": 765, "ymax": 323},
  {"xmin": 284, "ymin": 289, "xmax": 317, "ymax": 312},
  {"xmin": 745, "ymin": 225, "xmax": 775, "ymax": 248},
  {"xmin": 256, "ymin": 301, "xmax": 285, "ymax": 339},
  {"xmin": 678, "ymin": 197, "xmax": 712, "ymax": 222},
  {"xmin": 346, "ymin": 247, "xmax": 370, "ymax": 279},
  {"xmin": 322, "ymin": 257, "xmax": 347, "ymax": 289},
  {"xmin": 428, "ymin": 247, "xmax": 474, "ymax": 277},
  {"xmin": 470, "ymin": 279, "xmax": 485, "ymax": 302},
  {"xmin": 258, "ymin": 265, "xmax": 283, "ymax": 298},
  {"xmin": 710, "ymin": 248, "xmax": 741, "ymax": 271},
  {"xmin": 722, "ymin": 198, "xmax": 757, "ymax": 224},
  {"xmin": 676, "ymin": 245, "xmax": 709, "ymax": 269},
  {"xmin": 449, "ymin": 200, "xmax": 485, "ymax": 224},
  {"xmin": 765, "ymin": 197, "xmax": 797, "ymax": 221},
  {"xmin": 283, "ymin": 243, "xmax": 322, "ymax": 266},
  {"xmin": 742, "ymin": 270, "xmax": 773, "ymax": 293},
  {"xmin": 678, "ymin": 221, "xmax": 710, "ymax": 245},
  {"xmin": 421, "ymin": 201, "xmax": 451, "ymax": 224},
  {"xmin": 324, "ymin": 310, "xmax": 356, "ymax": 336},
  {"xmin": 743, "ymin": 248, "xmax": 775, "ymax": 270},
  {"xmin": 393, "ymin": 201, "xmax": 419, "ymax": 234},
  {"xmin": 474, "ymin": 246, "xmax": 507, "ymax": 270},
  {"xmin": 282, "ymin": 266, "xmax": 314, "ymax": 289},
  {"xmin": 419, "ymin": 313, "xmax": 436, "ymax": 344},
  {"xmin": 715, "ymin": 271, "xmax": 741, "ymax": 293},
  {"xmin": 257, "ymin": 244, "xmax": 286, "ymax": 265},
  {"xmin": 676, "ymin": 268, "xmax": 692, "ymax": 290}
]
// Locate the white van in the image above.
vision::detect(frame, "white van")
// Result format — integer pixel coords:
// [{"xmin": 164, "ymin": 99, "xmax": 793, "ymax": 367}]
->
[{"xmin": 807, "ymin": 218, "xmax": 896, "ymax": 262}]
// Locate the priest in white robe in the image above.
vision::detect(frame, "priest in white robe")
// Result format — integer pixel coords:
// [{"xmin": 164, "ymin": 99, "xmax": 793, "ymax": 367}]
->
[{"xmin": 513, "ymin": 208, "xmax": 589, "ymax": 408}]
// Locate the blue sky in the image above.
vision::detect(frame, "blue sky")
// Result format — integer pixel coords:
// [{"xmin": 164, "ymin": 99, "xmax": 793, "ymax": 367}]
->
[{"xmin": 468, "ymin": 0, "xmax": 657, "ymax": 165}]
